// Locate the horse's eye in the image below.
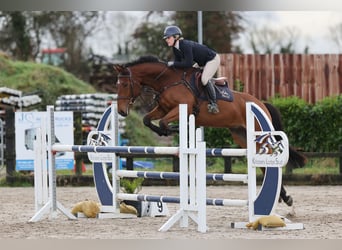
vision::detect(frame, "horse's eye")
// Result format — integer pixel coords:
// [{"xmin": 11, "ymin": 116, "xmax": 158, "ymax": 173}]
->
[
  {"xmin": 117, "ymin": 80, "xmax": 126, "ymax": 86},
  {"xmin": 118, "ymin": 80, "xmax": 128, "ymax": 87}
]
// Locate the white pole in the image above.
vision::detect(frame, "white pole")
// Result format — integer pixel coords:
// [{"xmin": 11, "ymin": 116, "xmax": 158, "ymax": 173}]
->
[
  {"xmin": 196, "ymin": 127, "xmax": 207, "ymax": 232},
  {"xmin": 33, "ymin": 128, "xmax": 43, "ymax": 212},
  {"xmin": 179, "ymin": 104, "xmax": 189, "ymax": 227},
  {"xmin": 111, "ymin": 102, "xmax": 119, "ymax": 212},
  {"xmin": 197, "ymin": 11, "xmax": 203, "ymax": 44},
  {"xmin": 47, "ymin": 105, "xmax": 58, "ymax": 218},
  {"xmin": 197, "ymin": 11, "xmax": 205, "ymax": 140},
  {"xmin": 189, "ymin": 114, "xmax": 196, "ymax": 208}
]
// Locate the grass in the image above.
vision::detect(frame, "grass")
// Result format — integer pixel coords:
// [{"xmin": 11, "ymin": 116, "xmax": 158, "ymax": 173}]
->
[
  {"xmin": 105, "ymin": 156, "xmax": 340, "ymax": 176},
  {"xmin": 38, "ymin": 156, "xmax": 342, "ymax": 176},
  {"xmin": 0, "ymin": 156, "xmax": 339, "ymax": 187},
  {"xmin": 0, "ymin": 54, "xmax": 96, "ymax": 111},
  {"xmin": 292, "ymin": 157, "xmax": 340, "ymax": 175}
]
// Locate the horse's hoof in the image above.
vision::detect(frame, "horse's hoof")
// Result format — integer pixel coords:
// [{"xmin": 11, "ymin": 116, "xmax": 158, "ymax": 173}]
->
[
  {"xmin": 285, "ymin": 196, "xmax": 293, "ymax": 206},
  {"xmin": 169, "ymin": 125, "xmax": 179, "ymax": 131},
  {"xmin": 159, "ymin": 130, "xmax": 171, "ymax": 136},
  {"xmin": 165, "ymin": 130, "xmax": 173, "ymax": 136}
]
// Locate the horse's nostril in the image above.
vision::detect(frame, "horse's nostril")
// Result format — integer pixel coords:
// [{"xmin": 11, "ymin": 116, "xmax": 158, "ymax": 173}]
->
[{"xmin": 118, "ymin": 111, "xmax": 127, "ymax": 117}]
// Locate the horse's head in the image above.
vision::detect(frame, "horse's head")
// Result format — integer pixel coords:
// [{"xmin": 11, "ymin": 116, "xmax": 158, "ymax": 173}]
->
[
  {"xmin": 114, "ymin": 56, "xmax": 169, "ymax": 117},
  {"xmin": 113, "ymin": 64, "xmax": 143, "ymax": 117}
]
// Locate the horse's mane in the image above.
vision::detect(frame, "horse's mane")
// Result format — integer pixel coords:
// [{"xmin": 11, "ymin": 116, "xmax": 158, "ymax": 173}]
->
[{"xmin": 125, "ymin": 55, "xmax": 164, "ymax": 67}]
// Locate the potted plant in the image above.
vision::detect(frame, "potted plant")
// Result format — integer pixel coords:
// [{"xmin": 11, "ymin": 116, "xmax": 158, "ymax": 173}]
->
[{"xmin": 120, "ymin": 177, "xmax": 144, "ymax": 217}]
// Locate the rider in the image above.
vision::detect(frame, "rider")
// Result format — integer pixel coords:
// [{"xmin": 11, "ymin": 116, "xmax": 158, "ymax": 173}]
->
[{"xmin": 163, "ymin": 25, "xmax": 220, "ymax": 114}]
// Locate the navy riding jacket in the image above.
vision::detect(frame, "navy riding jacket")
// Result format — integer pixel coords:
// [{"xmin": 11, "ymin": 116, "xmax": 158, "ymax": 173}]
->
[{"xmin": 172, "ymin": 39, "xmax": 217, "ymax": 68}]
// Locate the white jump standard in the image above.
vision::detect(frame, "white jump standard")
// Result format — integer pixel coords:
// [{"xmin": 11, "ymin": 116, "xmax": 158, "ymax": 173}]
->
[
  {"xmin": 29, "ymin": 106, "xmax": 77, "ymax": 222},
  {"xmin": 31, "ymin": 102, "xmax": 304, "ymax": 232}
]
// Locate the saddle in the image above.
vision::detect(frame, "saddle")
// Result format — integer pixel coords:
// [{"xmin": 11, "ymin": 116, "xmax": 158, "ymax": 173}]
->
[{"xmin": 189, "ymin": 71, "xmax": 234, "ymax": 102}]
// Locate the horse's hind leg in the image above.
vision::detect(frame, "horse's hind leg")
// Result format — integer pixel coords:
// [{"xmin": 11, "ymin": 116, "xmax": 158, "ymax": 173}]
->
[
  {"xmin": 229, "ymin": 126, "xmax": 247, "ymax": 148},
  {"xmin": 259, "ymin": 168, "xmax": 293, "ymax": 207},
  {"xmin": 279, "ymin": 185, "xmax": 293, "ymax": 206}
]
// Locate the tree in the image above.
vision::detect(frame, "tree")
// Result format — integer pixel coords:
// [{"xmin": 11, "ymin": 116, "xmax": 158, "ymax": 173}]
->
[
  {"xmin": 0, "ymin": 11, "xmax": 102, "ymax": 81},
  {"xmin": 132, "ymin": 21, "xmax": 171, "ymax": 59},
  {"xmin": 130, "ymin": 12, "xmax": 171, "ymax": 59},
  {"xmin": 171, "ymin": 11, "xmax": 244, "ymax": 54},
  {"xmin": 245, "ymin": 24, "xmax": 301, "ymax": 54},
  {"xmin": 0, "ymin": 12, "xmax": 34, "ymax": 61},
  {"xmin": 329, "ymin": 23, "xmax": 342, "ymax": 53},
  {"xmin": 36, "ymin": 11, "xmax": 102, "ymax": 79},
  {"xmin": 131, "ymin": 11, "xmax": 244, "ymax": 60}
]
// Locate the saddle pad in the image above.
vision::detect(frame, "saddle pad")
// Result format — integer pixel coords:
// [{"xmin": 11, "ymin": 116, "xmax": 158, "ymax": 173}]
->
[{"xmin": 190, "ymin": 71, "xmax": 234, "ymax": 102}]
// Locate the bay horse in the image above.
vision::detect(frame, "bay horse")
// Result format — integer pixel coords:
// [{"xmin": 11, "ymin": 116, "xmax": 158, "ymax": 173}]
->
[{"xmin": 114, "ymin": 55, "xmax": 307, "ymax": 207}]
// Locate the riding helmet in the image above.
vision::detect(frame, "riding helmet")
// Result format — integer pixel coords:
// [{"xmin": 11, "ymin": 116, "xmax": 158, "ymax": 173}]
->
[{"xmin": 163, "ymin": 25, "xmax": 182, "ymax": 39}]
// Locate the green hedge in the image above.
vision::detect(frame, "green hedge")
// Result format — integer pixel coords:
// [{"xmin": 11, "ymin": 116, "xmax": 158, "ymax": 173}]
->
[
  {"xmin": 203, "ymin": 95, "xmax": 342, "ymax": 153},
  {"xmin": 270, "ymin": 95, "xmax": 342, "ymax": 152}
]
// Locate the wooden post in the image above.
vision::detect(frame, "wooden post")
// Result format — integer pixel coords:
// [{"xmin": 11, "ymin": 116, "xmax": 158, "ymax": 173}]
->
[
  {"xmin": 339, "ymin": 145, "xmax": 342, "ymax": 175},
  {"xmin": 5, "ymin": 107, "xmax": 15, "ymax": 183},
  {"xmin": 172, "ymin": 155, "xmax": 179, "ymax": 172},
  {"xmin": 73, "ymin": 112, "xmax": 83, "ymax": 176},
  {"xmin": 126, "ymin": 156, "xmax": 134, "ymax": 170},
  {"xmin": 223, "ymin": 156, "xmax": 232, "ymax": 173}
]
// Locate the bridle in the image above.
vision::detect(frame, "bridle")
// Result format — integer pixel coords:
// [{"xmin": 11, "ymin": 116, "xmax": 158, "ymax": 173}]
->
[{"xmin": 116, "ymin": 67, "xmax": 140, "ymax": 104}]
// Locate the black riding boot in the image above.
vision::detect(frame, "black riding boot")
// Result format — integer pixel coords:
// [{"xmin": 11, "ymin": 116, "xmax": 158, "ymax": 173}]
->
[{"xmin": 205, "ymin": 80, "xmax": 219, "ymax": 113}]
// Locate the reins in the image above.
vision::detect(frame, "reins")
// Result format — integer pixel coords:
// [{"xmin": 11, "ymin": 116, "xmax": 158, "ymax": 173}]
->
[{"xmin": 152, "ymin": 68, "xmax": 201, "ymax": 115}]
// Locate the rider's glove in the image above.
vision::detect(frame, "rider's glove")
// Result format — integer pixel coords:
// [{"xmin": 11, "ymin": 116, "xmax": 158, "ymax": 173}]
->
[{"xmin": 167, "ymin": 61, "xmax": 174, "ymax": 67}]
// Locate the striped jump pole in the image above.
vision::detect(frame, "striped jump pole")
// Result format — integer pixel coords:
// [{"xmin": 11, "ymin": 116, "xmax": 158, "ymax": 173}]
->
[
  {"xmin": 116, "ymin": 170, "xmax": 248, "ymax": 183},
  {"xmin": 116, "ymin": 193, "xmax": 247, "ymax": 207}
]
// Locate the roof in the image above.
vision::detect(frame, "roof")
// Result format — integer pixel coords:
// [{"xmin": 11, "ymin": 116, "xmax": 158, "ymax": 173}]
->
[{"xmin": 41, "ymin": 48, "xmax": 66, "ymax": 54}]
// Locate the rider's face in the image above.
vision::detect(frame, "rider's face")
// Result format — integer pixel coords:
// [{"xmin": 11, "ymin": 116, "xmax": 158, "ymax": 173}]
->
[{"xmin": 165, "ymin": 36, "xmax": 175, "ymax": 47}]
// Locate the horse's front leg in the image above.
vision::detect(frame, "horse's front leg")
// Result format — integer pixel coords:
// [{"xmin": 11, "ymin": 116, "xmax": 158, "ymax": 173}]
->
[
  {"xmin": 143, "ymin": 106, "xmax": 180, "ymax": 136},
  {"xmin": 142, "ymin": 106, "xmax": 169, "ymax": 136},
  {"xmin": 157, "ymin": 107, "xmax": 180, "ymax": 136}
]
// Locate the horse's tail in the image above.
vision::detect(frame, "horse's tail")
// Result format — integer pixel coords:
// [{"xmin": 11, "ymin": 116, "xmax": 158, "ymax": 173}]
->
[{"xmin": 263, "ymin": 102, "xmax": 307, "ymax": 168}]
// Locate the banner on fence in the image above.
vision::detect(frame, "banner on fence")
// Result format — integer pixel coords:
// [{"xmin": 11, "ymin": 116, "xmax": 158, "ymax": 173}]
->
[{"xmin": 15, "ymin": 111, "xmax": 74, "ymax": 171}]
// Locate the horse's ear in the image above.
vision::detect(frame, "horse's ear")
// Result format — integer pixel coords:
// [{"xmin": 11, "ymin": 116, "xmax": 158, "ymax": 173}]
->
[{"xmin": 113, "ymin": 64, "xmax": 124, "ymax": 73}]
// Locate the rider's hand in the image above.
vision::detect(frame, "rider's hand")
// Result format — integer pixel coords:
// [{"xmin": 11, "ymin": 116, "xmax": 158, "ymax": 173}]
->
[{"xmin": 167, "ymin": 61, "xmax": 174, "ymax": 67}]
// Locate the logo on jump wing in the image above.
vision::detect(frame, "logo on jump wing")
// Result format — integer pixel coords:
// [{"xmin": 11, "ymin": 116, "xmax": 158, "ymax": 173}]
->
[
  {"xmin": 88, "ymin": 131, "xmax": 112, "ymax": 146},
  {"xmin": 255, "ymin": 132, "xmax": 285, "ymax": 156}
]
